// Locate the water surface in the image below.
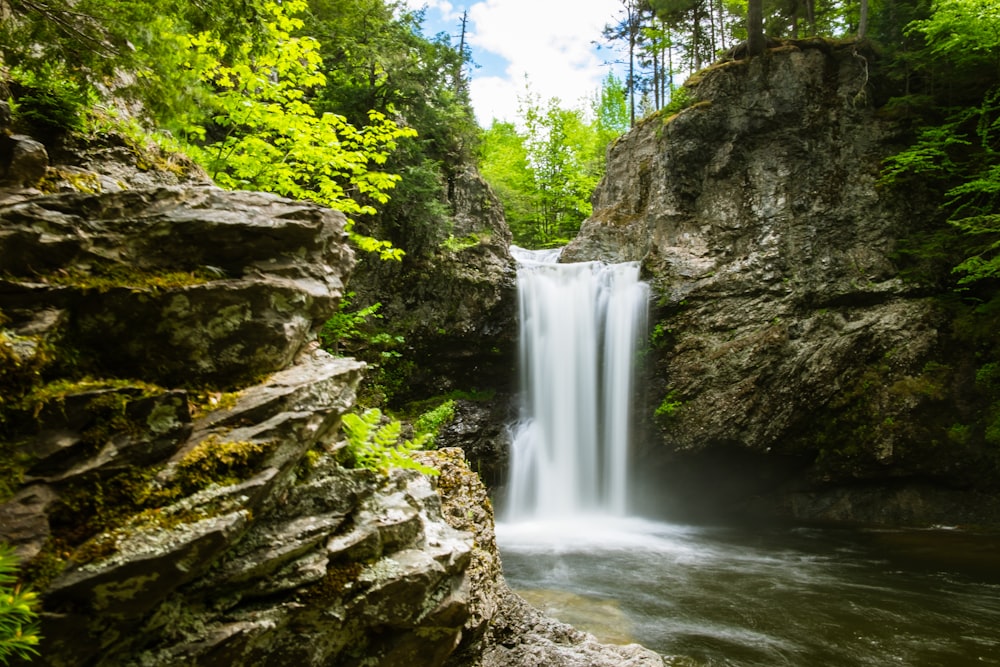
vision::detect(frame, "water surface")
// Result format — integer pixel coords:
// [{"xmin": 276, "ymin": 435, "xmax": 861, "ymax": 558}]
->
[{"xmin": 497, "ymin": 517, "xmax": 1000, "ymax": 666}]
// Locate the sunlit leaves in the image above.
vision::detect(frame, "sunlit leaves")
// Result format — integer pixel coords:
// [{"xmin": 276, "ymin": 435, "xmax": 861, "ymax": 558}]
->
[
  {"xmin": 0, "ymin": 545, "xmax": 40, "ymax": 663},
  {"xmin": 908, "ymin": 0, "xmax": 1000, "ymax": 70},
  {"xmin": 181, "ymin": 0, "xmax": 414, "ymax": 260}
]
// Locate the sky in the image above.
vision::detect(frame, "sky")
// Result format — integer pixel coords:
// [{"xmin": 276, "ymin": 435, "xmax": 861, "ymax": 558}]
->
[{"xmin": 403, "ymin": 0, "xmax": 624, "ymax": 126}]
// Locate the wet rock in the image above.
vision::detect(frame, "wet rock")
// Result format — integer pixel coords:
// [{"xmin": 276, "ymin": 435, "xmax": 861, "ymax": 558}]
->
[
  {"xmin": 418, "ymin": 448, "xmax": 667, "ymax": 667},
  {"xmin": 564, "ymin": 40, "xmax": 995, "ymax": 525},
  {"xmin": 0, "ymin": 133, "xmax": 48, "ymax": 186}
]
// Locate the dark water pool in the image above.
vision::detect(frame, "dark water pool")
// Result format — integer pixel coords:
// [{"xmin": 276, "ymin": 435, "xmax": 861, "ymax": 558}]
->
[{"xmin": 496, "ymin": 517, "xmax": 1000, "ymax": 666}]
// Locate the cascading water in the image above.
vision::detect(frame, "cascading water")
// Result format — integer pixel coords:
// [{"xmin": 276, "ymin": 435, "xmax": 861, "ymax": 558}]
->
[
  {"xmin": 496, "ymin": 260, "xmax": 1000, "ymax": 667},
  {"xmin": 504, "ymin": 246, "xmax": 649, "ymax": 520}
]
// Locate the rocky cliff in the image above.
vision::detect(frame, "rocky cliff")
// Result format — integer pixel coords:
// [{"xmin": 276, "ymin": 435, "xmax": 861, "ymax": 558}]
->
[
  {"xmin": 0, "ymin": 118, "xmax": 664, "ymax": 665},
  {"xmin": 348, "ymin": 165, "xmax": 518, "ymax": 488},
  {"xmin": 565, "ymin": 40, "xmax": 1000, "ymax": 526}
]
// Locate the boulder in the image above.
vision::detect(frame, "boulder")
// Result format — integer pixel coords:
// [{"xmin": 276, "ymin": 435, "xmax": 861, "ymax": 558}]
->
[
  {"xmin": 0, "ymin": 186, "xmax": 353, "ymax": 387},
  {"xmin": 0, "ymin": 133, "xmax": 49, "ymax": 187}
]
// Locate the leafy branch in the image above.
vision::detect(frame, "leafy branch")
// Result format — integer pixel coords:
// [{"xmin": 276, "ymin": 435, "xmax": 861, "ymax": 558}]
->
[{"xmin": 180, "ymin": 0, "xmax": 412, "ymax": 260}]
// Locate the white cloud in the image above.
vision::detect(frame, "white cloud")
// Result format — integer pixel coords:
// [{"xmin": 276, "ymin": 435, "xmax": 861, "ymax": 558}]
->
[
  {"xmin": 466, "ymin": 0, "xmax": 623, "ymax": 124},
  {"xmin": 404, "ymin": 0, "xmax": 461, "ymax": 21},
  {"xmin": 469, "ymin": 75, "xmax": 521, "ymax": 127},
  {"xmin": 402, "ymin": 0, "xmax": 625, "ymax": 125}
]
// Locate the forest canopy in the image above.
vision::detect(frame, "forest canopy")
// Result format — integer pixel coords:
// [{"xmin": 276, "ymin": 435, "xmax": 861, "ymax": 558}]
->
[{"xmin": 0, "ymin": 0, "xmax": 998, "ymax": 257}]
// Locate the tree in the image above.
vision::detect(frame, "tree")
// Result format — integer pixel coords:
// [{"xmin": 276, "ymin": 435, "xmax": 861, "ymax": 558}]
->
[
  {"xmin": 304, "ymin": 0, "xmax": 479, "ymax": 254},
  {"xmin": 604, "ymin": 0, "xmax": 648, "ymax": 126},
  {"xmin": 0, "ymin": 0, "xmax": 269, "ymax": 131},
  {"xmin": 747, "ymin": 0, "xmax": 765, "ymax": 54},
  {"xmin": 478, "ymin": 119, "xmax": 536, "ymax": 242},
  {"xmin": 593, "ymin": 72, "xmax": 631, "ymax": 147},
  {"xmin": 479, "ymin": 81, "xmax": 609, "ymax": 247},
  {"xmin": 181, "ymin": 0, "xmax": 415, "ymax": 259},
  {"xmin": 858, "ymin": 0, "xmax": 870, "ymax": 39}
]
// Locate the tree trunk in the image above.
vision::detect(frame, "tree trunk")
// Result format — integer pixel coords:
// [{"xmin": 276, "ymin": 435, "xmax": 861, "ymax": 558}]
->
[
  {"xmin": 747, "ymin": 0, "xmax": 765, "ymax": 57},
  {"xmin": 858, "ymin": 0, "xmax": 869, "ymax": 40}
]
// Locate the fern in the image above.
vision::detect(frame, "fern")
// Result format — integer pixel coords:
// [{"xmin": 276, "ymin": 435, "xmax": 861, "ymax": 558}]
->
[
  {"xmin": 0, "ymin": 545, "xmax": 40, "ymax": 663},
  {"xmin": 341, "ymin": 409, "xmax": 438, "ymax": 476}
]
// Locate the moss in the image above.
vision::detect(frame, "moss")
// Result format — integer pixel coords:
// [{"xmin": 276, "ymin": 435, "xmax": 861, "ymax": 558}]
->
[
  {"xmin": 31, "ymin": 264, "xmax": 215, "ymax": 293},
  {"xmin": 19, "ymin": 377, "xmax": 164, "ymax": 436},
  {"xmin": 0, "ymin": 442, "xmax": 33, "ymax": 503},
  {"xmin": 0, "ymin": 328, "xmax": 58, "ymax": 415},
  {"xmin": 19, "ymin": 467, "xmax": 166, "ymax": 582},
  {"xmin": 20, "ymin": 434, "xmax": 271, "ymax": 581},
  {"xmin": 0, "ymin": 322, "xmax": 70, "ymax": 500},
  {"xmin": 306, "ymin": 562, "xmax": 364, "ymax": 601},
  {"xmin": 19, "ymin": 539, "xmax": 69, "ymax": 591},
  {"xmin": 187, "ymin": 389, "xmax": 243, "ymax": 420},
  {"xmin": 172, "ymin": 436, "xmax": 271, "ymax": 496},
  {"xmin": 37, "ymin": 168, "xmax": 101, "ymax": 194}
]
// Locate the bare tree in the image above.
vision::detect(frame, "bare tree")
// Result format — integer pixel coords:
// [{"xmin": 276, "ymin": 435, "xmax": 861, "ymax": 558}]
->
[{"xmin": 858, "ymin": 0, "xmax": 869, "ymax": 40}]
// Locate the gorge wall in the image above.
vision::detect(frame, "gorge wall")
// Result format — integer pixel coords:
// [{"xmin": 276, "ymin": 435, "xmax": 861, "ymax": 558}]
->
[
  {"xmin": 564, "ymin": 40, "xmax": 1000, "ymax": 527},
  {"xmin": 0, "ymin": 114, "xmax": 663, "ymax": 666},
  {"xmin": 347, "ymin": 166, "xmax": 519, "ymax": 489}
]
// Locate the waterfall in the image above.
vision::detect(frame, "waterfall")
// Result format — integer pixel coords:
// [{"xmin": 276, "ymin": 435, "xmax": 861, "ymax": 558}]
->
[{"xmin": 505, "ymin": 246, "xmax": 649, "ymax": 520}]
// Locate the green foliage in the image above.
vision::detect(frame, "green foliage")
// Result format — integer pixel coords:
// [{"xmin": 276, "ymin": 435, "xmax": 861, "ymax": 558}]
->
[
  {"xmin": 650, "ymin": 321, "xmax": 673, "ymax": 347},
  {"xmin": 881, "ymin": 0, "xmax": 1000, "ymax": 288},
  {"xmin": 412, "ymin": 400, "xmax": 457, "ymax": 446},
  {"xmin": 304, "ymin": 0, "xmax": 478, "ymax": 257},
  {"xmin": 592, "ymin": 71, "xmax": 630, "ymax": 143},
  {"xmin": 320, "ymin": 292, "xmax": 384, "ymax": 356},
  {"xmin": 907, "ymin": 0, "xmax": 1000, "ymax": 71},
  {"xmin": 8, "ymin": 64, "xmax": 91, "ymax": 137},
  {"xmin": 178, "ymin": 0, "xmax": 413, "ymax": 260},
  {"xmin": 662, "ymin": 85, "xmax": 695, "ymax": 116},
  {"xmin": 479, "ymin": 79, "xmax": 611, "ymax": 247},
  {"xmin": 441, "ymin": 233, "xmax": 482, "ymax": 252},
  {"xmin": 340, "ymin": 408, "xmax": 438, "ymax": 476},
  {"xmin": 0, "ymin": 545, "xmax": 40, "ymax": 664},
  {"xmin": 655, "ymin": 391, "xmax": 683, "ymax": 420},
  {"xmin": 0, "ymin": 0, "xmax": 269, "ymax": 128}
]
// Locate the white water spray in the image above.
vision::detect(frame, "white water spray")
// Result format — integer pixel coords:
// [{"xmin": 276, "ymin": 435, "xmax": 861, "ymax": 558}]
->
[{"xmin": 505, "ymin": 246, "xmax": 649, "ymax": 520}]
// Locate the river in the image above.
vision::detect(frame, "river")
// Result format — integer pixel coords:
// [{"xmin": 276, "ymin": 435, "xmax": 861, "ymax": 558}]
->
[
  {"xmin": 497, "ymin": 516, "xmax": 1000, "ymax": 666},
  {"xmin": 502, "ymin": 246, "xmax": 1000, "ymax": 666}
]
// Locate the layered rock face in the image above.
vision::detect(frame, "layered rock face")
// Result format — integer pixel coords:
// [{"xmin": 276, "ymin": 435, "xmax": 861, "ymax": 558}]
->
[
  {"xmin": 0, "ymin": 134, "xmax": 665, "ymax": 665},
  {"xmin": 565, "ymin": 41, "xmax": 999, "ymax": 526},
  {"xmin": 350, "ymin": 165, "xmax": 518, "ymax": 487},
  {"xmin": 0, "ymin": 139, "xmax": 486, "ymax": 663}
]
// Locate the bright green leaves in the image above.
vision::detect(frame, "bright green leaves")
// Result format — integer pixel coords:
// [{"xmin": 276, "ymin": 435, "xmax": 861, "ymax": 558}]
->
[
  {"xmin": 480, "ymin": 78, "xmax": 616, "ymax": 248},
  {"xmin": 341, "ymin": 408, "xmax": 438, "ymax": 476},
  {"xmin": 179, "ymin": 0, "xmax": 413, "ymax": 260},
  {"xmin": 0, "ymin": 545, "xmax": 40, "ymax": 663},
  {"xmin": 883, "ymin": 1, "xmax": 1000, "ymax": 286},
  {"xmin": 908, "ymin": 0, "xmax": 1000, "ymax": 72}
]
